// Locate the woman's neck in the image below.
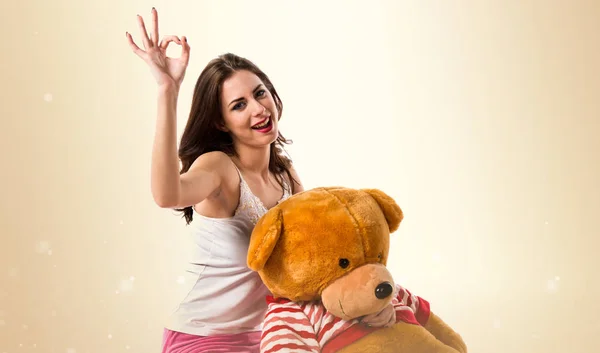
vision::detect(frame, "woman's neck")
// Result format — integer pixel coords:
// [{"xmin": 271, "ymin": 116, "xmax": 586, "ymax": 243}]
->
[{"xmin": 233, "ymin": 144, "xmax": 272, "ymax": 181}]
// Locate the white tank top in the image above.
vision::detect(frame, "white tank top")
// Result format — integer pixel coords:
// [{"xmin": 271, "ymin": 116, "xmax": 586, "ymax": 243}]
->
[{"xmin": 165, "ymin": 164, "xmax": 292, "ymax": 336}]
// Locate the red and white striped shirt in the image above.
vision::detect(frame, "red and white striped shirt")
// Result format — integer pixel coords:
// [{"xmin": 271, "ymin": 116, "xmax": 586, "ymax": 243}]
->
[{"xmin": 260, "ymin": 284, "xmax": 430, "ymax": 353}]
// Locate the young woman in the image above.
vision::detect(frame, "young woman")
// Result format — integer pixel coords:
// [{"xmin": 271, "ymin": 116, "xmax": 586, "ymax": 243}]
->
[{"xmin": 126, "ymin": 8, "xmax": 396, "ymax": 353}]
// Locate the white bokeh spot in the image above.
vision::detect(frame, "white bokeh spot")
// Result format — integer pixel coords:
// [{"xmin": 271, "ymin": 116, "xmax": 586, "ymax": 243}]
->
[
  {"xmin": 44, "ymin": 93, "xmax": 53, "ymax": 102},
  {"xmin": 35, "ymin": 241, "xmax": 51, "ymax": 254},
  {"xmin": 546, "ymin": 277, "xmax": 560, "ymax": 293},
  {"xmin": 492, "ymin": 319, "xmax": 501, "ymax": 329},
  {"xmin": 66, "ymin": 348, "xmax": 76, "ymax": 353},
  {"xmin": 119, "ymin": 278, "xmax": 134, "ymax": 293},
  {"xmin": 176, "ymin": 276, "xmax": 185, "ymax": 285}
]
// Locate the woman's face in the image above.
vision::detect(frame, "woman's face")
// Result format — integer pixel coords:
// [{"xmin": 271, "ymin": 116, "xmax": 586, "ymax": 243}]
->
[{"xmin": 219, "ymin": 70, "xmax": 279, "ymax": 149}]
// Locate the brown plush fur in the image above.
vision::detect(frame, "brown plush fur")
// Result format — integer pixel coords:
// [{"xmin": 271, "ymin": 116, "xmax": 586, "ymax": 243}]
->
[
  {"xmin": 248, "ymin": 187, "xmax": 399, "ymax": 300},
  {"xmin": 322, "ymin": 263, "xmax": 395, "ymax": 320},
  {"xmin": 248, "ymin": 187, "xmax": 467, "ymax": 352},
  {"xmin": 336, "ymin": 321, "xmax": 463, "ymax": 353}
]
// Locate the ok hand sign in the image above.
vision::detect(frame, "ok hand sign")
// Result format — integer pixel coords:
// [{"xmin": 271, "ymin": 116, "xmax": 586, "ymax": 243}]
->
[{"xmin": 126, "ymin": 8, "xmax": 190, "ymax": 89}]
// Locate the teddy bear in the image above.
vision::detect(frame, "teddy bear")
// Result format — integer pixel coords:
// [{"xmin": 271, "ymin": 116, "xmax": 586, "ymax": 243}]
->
[{"xmin": 247, "ymin": 186, "xmax": 467, "ymax": 353}]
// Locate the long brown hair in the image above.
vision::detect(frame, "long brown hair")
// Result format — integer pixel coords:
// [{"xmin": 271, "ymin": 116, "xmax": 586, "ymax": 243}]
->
[{"xmin": 175, "ymin": 53, "xmax": 295, "ymax": 225}]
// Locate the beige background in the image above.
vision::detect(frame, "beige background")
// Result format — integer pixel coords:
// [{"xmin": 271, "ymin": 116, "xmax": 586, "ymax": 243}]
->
[{"xmin": 1, "ymin": 0, "xmax": 599, "ymax": 352}]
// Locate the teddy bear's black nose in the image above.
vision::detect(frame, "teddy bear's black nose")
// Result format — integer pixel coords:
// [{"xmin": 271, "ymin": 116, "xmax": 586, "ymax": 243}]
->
[{"xmin": 374, "ymin": 281, "xmax": 393, "ymax": 299}]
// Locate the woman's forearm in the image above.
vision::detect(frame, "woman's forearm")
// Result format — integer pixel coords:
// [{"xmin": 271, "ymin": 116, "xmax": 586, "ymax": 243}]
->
[{"xmin": 150, "ymin": 83, "xmax": 182, "ymax": 207}]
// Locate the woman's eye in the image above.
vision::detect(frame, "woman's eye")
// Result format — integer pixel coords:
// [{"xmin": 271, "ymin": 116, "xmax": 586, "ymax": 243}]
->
[
  {"xmin": 233, "ymin": 102, "xmax": 245, "ymax": 110},
  {"xmin": 256, "ymin": 89, "xmax": 266, "ymax": 97}
]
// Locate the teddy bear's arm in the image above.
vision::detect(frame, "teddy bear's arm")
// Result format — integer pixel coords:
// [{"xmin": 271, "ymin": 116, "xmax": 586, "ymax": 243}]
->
[
  {"xmin": 260, "ymin": 303, "xmax": 321, "ymax": 353},
  {"xmin": 423, "ymin": 312, "xmax": 468, "ymax": 353},
  {"xmin": 393, "ymin": 285, "xmax": 467, "ymax": 352}
]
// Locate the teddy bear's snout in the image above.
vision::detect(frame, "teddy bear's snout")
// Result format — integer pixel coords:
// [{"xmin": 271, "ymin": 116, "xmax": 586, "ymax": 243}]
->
[
  {"xmin": 375, "ymin": 281, "xmax": 393, "ymax": 300},
  {"xmin": 321, "ymin": 263, "xmax": 396, "ymax": 320}
]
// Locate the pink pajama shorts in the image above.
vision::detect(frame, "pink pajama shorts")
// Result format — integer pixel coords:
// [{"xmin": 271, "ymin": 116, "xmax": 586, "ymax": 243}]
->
[{"xmin": 161, "ymin": 328, "xmax": 261, "ymax": 353}]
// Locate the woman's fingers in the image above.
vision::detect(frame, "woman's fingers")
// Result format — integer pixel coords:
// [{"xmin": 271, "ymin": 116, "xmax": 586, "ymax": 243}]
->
[
  {"xmin": 158, "ymin": 35, "xmax": 182, "ymax": 51},
  {"xmin": 180, "ymin": 36, "xmax": 191, "ymax": 65},
  {"xmin": 136, "ymin": 14, "xmax": 152, "ymax": 50},
  {"xmin": 158, "ymin": 35, "xmax": 190, "ymax": 66},
  {"xmin": 150, "ymin": 8, "xmax": 159, "ymax": 46},
  {"xmin": 362, "ymin": 303, "xmax": 396, "ymax": 327},
  {"xmin": 126, "ymin": 32, "xmax": 146, "ymax": 59}
]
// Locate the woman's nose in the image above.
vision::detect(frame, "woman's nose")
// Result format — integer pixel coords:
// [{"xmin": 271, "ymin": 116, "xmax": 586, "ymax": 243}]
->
[{"xmin": 251, "ymin": 100, "xmax": 266, "ymax": 116}]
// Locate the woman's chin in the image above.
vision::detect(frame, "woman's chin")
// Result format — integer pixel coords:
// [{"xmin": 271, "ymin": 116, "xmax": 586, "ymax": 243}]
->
[
  {"xmin": 237, "ymin": 128, "xmax": 279, "ymax": 149},
  {"xmin": 259, "ymin": 128, "xmax": 279, "ymax": 145}
]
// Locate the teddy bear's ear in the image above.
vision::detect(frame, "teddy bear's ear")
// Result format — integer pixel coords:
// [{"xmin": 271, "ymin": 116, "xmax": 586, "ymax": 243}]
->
[
  {"xmin": 247, "ymin": 207, "xmax": 283, "ymax": 271},
  {"xmin": 361, "ymin": 189, "xmax": 404, "ymax": 233}
]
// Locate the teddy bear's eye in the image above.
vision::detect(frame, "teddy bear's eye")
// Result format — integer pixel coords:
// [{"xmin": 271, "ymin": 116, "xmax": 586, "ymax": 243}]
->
[
  {"xmin": 339, "ymin": 258, "xmax": 350, "ymax": 269},
  {"xmin": 378, "ymin": 252, "xmax": 383, "ymax": 261}
]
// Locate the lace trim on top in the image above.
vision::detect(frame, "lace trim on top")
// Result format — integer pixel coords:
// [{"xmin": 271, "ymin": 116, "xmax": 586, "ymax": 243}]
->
[{"xmin": 233, "ymin": 166, "xmax": 291, "ymax": 225}]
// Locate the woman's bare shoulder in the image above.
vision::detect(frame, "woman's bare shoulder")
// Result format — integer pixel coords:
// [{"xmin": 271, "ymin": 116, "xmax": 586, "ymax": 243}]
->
[
  {"xmin": 184, "ymin": 151, "xmax": 241, "ymax": 216},
  {"xmin": 189, "ymin": 150, "xmax": 231, "ymax": 168}
]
